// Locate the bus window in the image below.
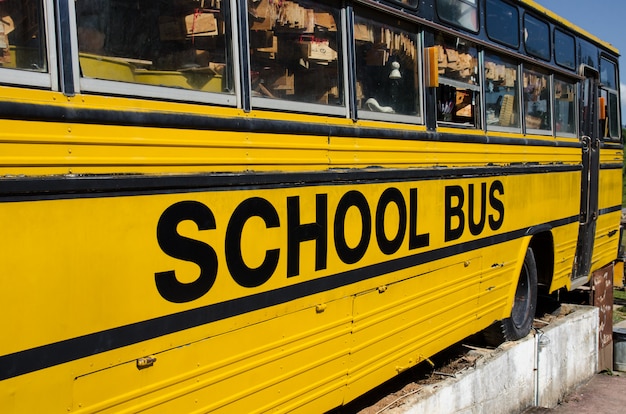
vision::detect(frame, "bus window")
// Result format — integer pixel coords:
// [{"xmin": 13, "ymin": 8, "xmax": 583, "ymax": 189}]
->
[
  {"xmin": 248, "ymin": 0, "xmax": 344, "ymax": 112},
  {"xmin": 76, "ymin": 0, "xmax": 233, "ymax": 96},
  {"xmin": 554, "ymin": 78, "xmax": 577, "ymax": 136},
  {"xmin": 524, "ymin": 14, "xmax": 550, "ymax": 61},
  {"xmin": 485, "ymin": 0, "xmax": 519, "ymax": 48},
  {"xmin": 434, "ymin": 34, "xmax": 479, "ymax": 127},
  {"xmin": 436, "ymin": 0, "xmax": 478, "ymax": 33},
  {"xmin": 600, "ymin": 57, "xmax": 620, "ymax": 139},
  {"xmin": 579, "ymin": 39, "xmax": 598, "ymax": 68},
  {"xmin": 607, "ymin": 93, "xmax": 620, "ymax": 138},
  {"xmin": 393, "ymin": 0, "xmax": 418, "ymax": 8},
  {"xmin": 387, "ymin": 0, "xmax": 418, "ymax": 8},
  {"xmin": 522, "ymin": 67, "xmax": 551, "ymax": 134},
  {"xmin": 354, "ymin": 11, "xmax": 420, "ymax": 121},
  {"xmin": 0, "ymin": 0, "xmax": 47, "ymax": 72},
  {"xmin": 485, "ymin": 53, "xmax": 520, "ymax": 130},
  {"xmin": 554, "ymin": 29, "xmax": 575, "ymax": 70}
]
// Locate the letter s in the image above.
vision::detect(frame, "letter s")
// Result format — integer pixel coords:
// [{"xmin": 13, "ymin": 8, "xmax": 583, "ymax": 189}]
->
[
  {"xmin": 489, "ymin": 180, "xmax": 505, "ymax": 230},
  {"xmin": 155, "ymin": 201, "xmax": 218, "ymax": 303}
]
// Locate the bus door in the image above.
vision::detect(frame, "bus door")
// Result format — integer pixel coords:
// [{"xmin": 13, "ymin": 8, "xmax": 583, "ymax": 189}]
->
[{"xmin": 572, "ymin": 66, "xmax": 601, "ymax": 284}]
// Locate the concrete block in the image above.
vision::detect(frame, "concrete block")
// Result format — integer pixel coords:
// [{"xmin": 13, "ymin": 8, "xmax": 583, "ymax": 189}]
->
[{"xmin": 388, "ymin": 305, "xmax": 599, "ymax": 414}]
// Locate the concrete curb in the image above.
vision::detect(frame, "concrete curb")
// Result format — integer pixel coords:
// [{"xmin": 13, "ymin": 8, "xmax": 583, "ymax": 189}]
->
[{"xmin": 388, "ymin": 305, "xmax": 599, "ymax": 414}]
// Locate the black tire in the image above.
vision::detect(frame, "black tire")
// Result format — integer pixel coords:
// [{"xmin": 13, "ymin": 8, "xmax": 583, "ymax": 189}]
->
[{"xmin": 484, "ymin": 248, "xmax": 538, "ymax": 345}]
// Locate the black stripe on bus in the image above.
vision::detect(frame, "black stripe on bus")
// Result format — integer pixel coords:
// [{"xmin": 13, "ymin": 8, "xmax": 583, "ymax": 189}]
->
[
  {"xmin": 599, "ymin": 205, "xmax": 623, "ymax": 216},
  {"xmin": 0, "ymin": 100, "xmax": 597, "ymax": 148},
  {"xmin": 0, "ymin": 164, "xmax": 583, "ymax": 201},
  {"xmin": 0, "ymin": 212, "xmax": 590, "ymax": 381}
]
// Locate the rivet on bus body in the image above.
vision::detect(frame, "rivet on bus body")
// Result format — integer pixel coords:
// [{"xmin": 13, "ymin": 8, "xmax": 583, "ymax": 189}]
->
[
  {"xmin": 67, "ymin": 127, "xmax": 71, "ymax": 133},
  {"xmin": 377, "ymin": 285, "xmax": 388, "ymax": 293},
  {"xmin": 136, "ymin": 356, "xmax": 156, "ymax": 369},
  {"xmin": 464, "ymin": 261, "xmax": 471, "ymax": 267},
  {"xmin": 315, "ymin": 304, "xmax": 327, "ymax": 313}
]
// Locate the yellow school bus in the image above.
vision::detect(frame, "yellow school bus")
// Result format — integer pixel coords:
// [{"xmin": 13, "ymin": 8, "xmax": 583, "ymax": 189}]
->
[{"xmin": 0, "ymin": 0, "xmax": 622, "ymax": 412}]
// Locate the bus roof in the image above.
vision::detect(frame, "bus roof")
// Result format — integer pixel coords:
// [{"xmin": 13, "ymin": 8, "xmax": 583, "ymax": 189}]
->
[{"xmin": 521, "ymin": 0, "xmax": 619, "ymax": 56}]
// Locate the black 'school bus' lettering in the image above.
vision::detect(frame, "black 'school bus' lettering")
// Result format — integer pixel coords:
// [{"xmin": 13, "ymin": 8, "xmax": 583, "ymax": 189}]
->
[
  {"xmin": 468, "ymin": 183, "xmax": 487, "ymax": 236},
  {"xmin": 375, "ymin": 187, "xmax": 407, "ymax": 255},
  {"xmin": 445, "ymin": 180, "xmax": 505, "ymax": 242},
  {"xmin": 225, "ymin": 197, "xmax": 280, "ymax": 288},
  {"xmin": 154, "ymin": 184, "xmax": 498, "ymax": 303},
  {"xmin": 409, "ymin": 188, "xmax": 430, "ymax": 250},
  {"xmin": 334, "ymin": 190, "xmax": 372, "ymax": 265},
  {"xmin": 489, "ymin": 180, "xmax": 505, "ymax": 230},
  {"xmin": 155, "ymin": 201, "xmax": 218, "ymax": 303},
  {"xmin": 287, "ymin": 194, "xmax": 328, "ymax": 277},
  {"xmin": 445, "ymin": 185, "xmax": 465, "ymax": 242}
]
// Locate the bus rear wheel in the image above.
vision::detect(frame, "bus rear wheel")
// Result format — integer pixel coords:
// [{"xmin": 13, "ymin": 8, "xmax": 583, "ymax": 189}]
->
[{"xmin": 485, "ymin": 247, "xmax": 538, "ymax": 345}]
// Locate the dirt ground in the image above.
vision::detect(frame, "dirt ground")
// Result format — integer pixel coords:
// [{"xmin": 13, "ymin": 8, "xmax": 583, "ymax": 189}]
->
[{"xmin": 523, "ymin": 373, "xmax": 626, "ymax": 413}]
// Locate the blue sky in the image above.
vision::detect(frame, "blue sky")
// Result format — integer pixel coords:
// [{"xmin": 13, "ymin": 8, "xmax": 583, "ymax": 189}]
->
[{"xmin": 534, "ymin": 0, "xmax": 625, "ymax": 122}]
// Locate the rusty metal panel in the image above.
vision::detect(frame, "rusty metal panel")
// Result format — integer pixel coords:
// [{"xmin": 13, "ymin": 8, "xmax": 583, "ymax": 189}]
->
[{"xmin": 591, "ymin": 263, "xmax": 614, "ymax": 371}]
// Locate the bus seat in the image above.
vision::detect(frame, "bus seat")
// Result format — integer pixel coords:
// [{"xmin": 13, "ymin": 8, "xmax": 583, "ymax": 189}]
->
[
  {"xmin": 134, "ymin": 69, "xmax": 223, "ymax": 92},
  {"xmin": 79, "ymin": 53, "xmax": 135, "ymax": 83}
]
